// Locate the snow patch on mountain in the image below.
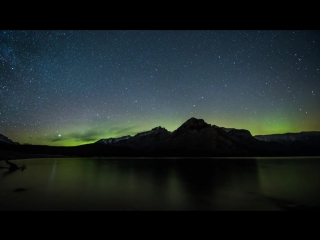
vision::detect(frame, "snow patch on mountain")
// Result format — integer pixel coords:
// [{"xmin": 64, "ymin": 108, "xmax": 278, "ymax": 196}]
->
[
  {"xmin": 254, "ymin": 132, "xmax": 320, "ymax": 142},
  {"xmin": 134, "ymin": 126, "xmax": 170, "ymax": 138},
  {"xmin": 96, "ymin": 135, "xmax": 132, "ymax": 144}
]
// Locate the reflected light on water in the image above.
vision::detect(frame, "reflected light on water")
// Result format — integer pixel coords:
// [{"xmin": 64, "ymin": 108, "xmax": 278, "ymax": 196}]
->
[{"xmin": 0, "ymin": 157, "xmax": 319, "ymax": 211}]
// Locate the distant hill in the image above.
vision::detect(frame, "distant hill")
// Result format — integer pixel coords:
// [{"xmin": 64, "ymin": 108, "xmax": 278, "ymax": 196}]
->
[
  {"xmin": 254, "ymin": 132, "xmax": 320, "ymax": 156},
  {"xmin": 254, "ymin": 132, "xmax": 320, "ymax": 144}
]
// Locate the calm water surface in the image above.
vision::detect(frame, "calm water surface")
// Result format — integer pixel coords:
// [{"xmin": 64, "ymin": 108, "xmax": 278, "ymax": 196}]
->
[{"xmin": 0, "ymin": 157, "xmax": 320, "ymax": 211}]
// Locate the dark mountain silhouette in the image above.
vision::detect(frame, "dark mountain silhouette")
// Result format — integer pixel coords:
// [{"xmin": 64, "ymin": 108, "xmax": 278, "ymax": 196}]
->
[
  {"xmin": 1, "ymin": 117, "xmax": 320, "ymax": 159},
  {"xmin": 97, "ymin": 126, "xmax": 171, "ymax": 150},
  {"xmin": 255, "ymin": 132, "xmax": 320, "ymax": 145},
  {"xmin": 95, "ymin": 117, "xmax": 303, "ymax": 157},
  {"xmin": 96, "ymin": 135, "xmax": 132, "ymax": 145},
  {"xmin": 149, "ymin": 118, "xmax": 252, "ymax": 156},
  {"xmin": 0, "ymin": 134, "xmax": 19, "ymax": 145},
  {"xmin": 254, "ymin": 132, "xmax": 320, "ymax": 156}
]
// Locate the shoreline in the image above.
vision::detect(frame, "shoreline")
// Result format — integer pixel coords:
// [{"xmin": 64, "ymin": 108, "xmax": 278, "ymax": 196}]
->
[{"xmin": 1, "ymin": 155, "xmax": 320, "ymax": 162}]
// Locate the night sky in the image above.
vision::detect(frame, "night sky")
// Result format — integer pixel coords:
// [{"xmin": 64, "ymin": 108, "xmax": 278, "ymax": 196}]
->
[{"xmin": 0, "ymin": 30, "xmax": 319, "ymax": 146}]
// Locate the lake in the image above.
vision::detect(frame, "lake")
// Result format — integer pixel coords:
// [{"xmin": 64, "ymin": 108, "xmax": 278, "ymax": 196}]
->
[{"xmin": 1, "ymin": 157, "xmax": 320, "ymax": 211}]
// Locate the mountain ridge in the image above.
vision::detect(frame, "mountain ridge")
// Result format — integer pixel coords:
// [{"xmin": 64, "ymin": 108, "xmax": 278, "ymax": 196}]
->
[
  {"xmin": 0, "ymin": 134, "xmax": 19, "ymax": 145},
  {"xmin": 1, "ymin": 117, "xmax": 320, "ymax": 158},
  {"xmin": 95, "ymin": 117, "xmax": 320, "ymax": 156}
]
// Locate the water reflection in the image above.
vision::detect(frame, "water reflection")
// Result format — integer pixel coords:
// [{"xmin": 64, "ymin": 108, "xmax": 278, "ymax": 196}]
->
[
  {"xmin": 257, "ymin": 157, "xmax": 320, "ymax": 208},
  {"xmin": 0, "ymin": 157, "xmax": 319, "ymax": 210},
  {"xmin": 2, "ymin": 169, "xmax": 16, "ymax": 178},
  {"xmin": 169, "ymin": 159, "xmax": 262, "ymax": 210}
]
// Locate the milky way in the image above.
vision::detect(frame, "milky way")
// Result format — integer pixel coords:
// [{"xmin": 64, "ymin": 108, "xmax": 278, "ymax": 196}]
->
[{"xmin": 0, "ymin": 30, "xmax": 319, "ymax": 146}]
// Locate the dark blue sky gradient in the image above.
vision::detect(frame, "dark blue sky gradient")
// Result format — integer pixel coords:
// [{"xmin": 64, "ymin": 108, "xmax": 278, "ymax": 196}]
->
[{"xmin": 0, "ymin": 30, "xmax": 319, "ymax": 145}]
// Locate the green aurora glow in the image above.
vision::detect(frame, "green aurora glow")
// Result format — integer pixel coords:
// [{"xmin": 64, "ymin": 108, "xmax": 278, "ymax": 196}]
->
[{"xmin": 1, "ymin": 30, "xmax": 319, "ymax": 146}]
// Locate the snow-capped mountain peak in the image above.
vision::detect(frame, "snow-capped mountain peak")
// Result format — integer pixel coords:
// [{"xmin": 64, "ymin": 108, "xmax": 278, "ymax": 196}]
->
[
  {"xmin": 96, "ymin": 135, "xmax": 132, "ymax": 144},
  {"xmin": 134, "ymin": 126, "xmax": 169, "ymax": 138}
]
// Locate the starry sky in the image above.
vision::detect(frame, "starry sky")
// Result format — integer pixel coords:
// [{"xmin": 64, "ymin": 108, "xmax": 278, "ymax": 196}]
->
[{"xmin": 0, "ymin": 30, "xmax": 319, "ymax": 146}]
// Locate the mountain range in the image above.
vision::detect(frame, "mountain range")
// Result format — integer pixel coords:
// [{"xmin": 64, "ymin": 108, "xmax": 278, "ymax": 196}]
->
[{"xmin": 1, "ymin": 117, "xmax": 320, "ymax": 159}]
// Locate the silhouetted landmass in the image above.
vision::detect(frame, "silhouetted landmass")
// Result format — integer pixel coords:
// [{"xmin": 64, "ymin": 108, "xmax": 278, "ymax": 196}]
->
[
  {"xmin": 0, "ymin": 142, "xmax": 141, "ymax": 160},
  {"xmin": 95, "ymin": 117, "xmax": 319, "ymax": 157},
  {"xmin": 254, "ymin": 132, "xmax": 320, "ymax": 156},
  {"xmin": 1, "ymin": 117, "xmax": 320, "ymax": 160}
]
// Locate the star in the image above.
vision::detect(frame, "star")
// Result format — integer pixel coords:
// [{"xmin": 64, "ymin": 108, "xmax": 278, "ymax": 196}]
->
[{"xmin": 0, "ymin": 30, "xmax": 319, "ymax": 146}]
